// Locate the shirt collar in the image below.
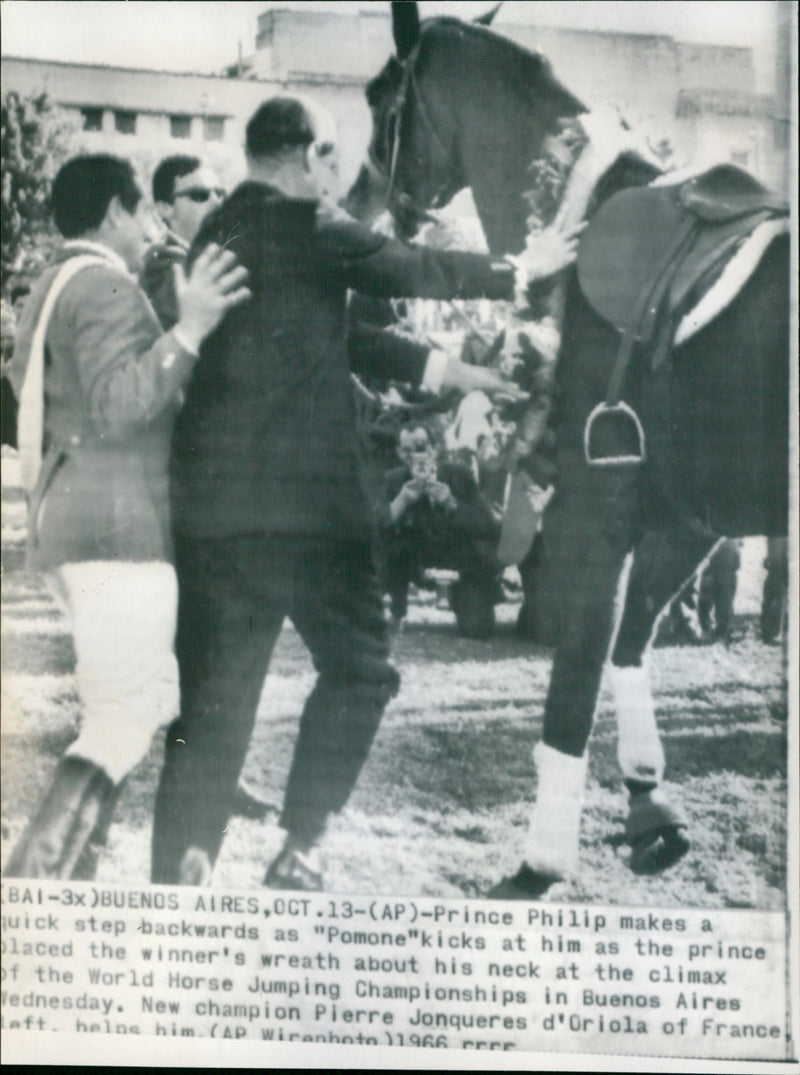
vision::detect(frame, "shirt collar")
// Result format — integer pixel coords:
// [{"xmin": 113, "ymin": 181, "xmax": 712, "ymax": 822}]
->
[{"xmin": 62, "ymin": 239, "xmax": 131, "ymax": 277}]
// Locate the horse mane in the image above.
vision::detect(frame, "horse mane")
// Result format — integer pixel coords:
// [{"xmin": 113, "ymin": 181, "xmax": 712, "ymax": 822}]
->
[
  {"xmin": 589, "ymin": 153, "xmax": 663, "ymax": 212},
  {"xmin": 416, "ymin": 16, "xmax": 585, "ymax": 118}
]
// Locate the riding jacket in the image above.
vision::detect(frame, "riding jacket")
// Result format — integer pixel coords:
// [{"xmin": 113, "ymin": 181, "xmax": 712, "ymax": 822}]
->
[{"xmin": 8, "ymin": 241, "xmax": 197, "ymax": 569}]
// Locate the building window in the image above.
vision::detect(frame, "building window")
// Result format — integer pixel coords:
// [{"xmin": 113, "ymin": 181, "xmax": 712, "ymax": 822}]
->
[
  {"xmin": 114, "ymin": 110, "xmax": 137, "ymax": 135},
  {"xmin": 203, "ymin": 115, "xmax": 225, "ymax": 142},
  {"xmin": 730, "ymin": 149, "xmax": 749, "ymax": 167},
  {"xmin": 170, "ymin": 115, "xmax": 192, "ymax": 140},
  {"xmin": 81, "ymin": 107, "xmax": 103, "ymax": 132}
]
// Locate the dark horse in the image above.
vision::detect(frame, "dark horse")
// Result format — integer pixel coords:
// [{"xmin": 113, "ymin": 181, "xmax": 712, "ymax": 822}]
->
[{"xmin": 346, "ymin": 3, "xmax": 790, "ymax": 896}]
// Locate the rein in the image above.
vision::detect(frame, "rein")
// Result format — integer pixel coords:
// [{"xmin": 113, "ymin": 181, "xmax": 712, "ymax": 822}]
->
[{"xmin": 381, "ymin": 45, "xmax": 456, "ymax": 224}]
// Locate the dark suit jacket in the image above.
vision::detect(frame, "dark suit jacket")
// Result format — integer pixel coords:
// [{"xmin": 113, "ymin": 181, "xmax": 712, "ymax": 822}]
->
[
  {"xmin": 171, "ymin": 183, "xmax": 515, "ymax": 541},
  {"xmin": 377, "ymin": 461, "xmax": 501, "ymax": 553},
  {"xmin": 141, "ymin": 239, "xmax": 432, "ymax": 388}
]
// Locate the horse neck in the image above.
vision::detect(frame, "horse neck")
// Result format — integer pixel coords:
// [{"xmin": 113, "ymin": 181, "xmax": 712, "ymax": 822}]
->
[
  {"xmin": 461, "ymin": 119, "xmax": 534, "ymax": 255},
  {"xmin": 427, "ymin": 28, "xmax": 582, "ymax": 256}
]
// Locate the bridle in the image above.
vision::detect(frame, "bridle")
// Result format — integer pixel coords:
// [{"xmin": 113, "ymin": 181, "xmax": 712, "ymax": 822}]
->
[{"xmin": 369, "ymin": 43, "xmax": 461, "ymax": 228}]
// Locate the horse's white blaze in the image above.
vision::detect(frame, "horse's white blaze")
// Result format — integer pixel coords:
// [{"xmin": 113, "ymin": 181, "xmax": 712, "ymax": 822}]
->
[
  {"xmin": 523, "ymin": 741, "xmax": 587, "ymax": 879},
  {"xmin": 608, "ymin": 663, "xmax": 665, "ymax": 785},
  {"xmin": 675, "ymin": 218, "xmax": 789, "ymax": 346}
]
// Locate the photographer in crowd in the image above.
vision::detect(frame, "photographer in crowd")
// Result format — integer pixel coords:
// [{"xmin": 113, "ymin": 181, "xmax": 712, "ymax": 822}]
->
[{"xmin": 376, "ymin": 421, "xmax": 503, "ymax": 638}]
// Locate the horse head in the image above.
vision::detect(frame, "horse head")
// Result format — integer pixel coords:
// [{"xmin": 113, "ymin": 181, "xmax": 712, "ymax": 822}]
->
[
  {"xmin": 344, "ymin": 2, "xmax": 461, "ymax": 236},
  {"xmin": 344, "ymin": 1, "xmax": 585, "ymax": 253}
]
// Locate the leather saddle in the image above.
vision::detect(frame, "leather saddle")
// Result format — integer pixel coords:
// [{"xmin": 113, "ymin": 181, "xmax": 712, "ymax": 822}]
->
[
  {"xmin": 577, "ymin": 164, "xmax": 788, "ymax": 361},
  {"xmin": 576, "ymin": 164, "xmax": 788, "ymax": 468}
]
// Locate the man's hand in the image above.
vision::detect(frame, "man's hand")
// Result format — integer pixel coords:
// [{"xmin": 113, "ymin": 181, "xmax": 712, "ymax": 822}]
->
[
  {"xmin": 509, "ymin": 220, "xmax": 586, "ymax": 294},
  {"xmin": 427, "ymin": 481, "xmax": 457, "ymax": 510},
  {"xmin": 389, "ymin": 478, "xmax": 427, "ymax": 522},
  {"xmin": 174, "ymin": 244, "xmax": 251, "ymax": 353},
  {"xmin": 440, "ymin": 352, "xmax": 530, "ymax": 404},
  {"xmin": 400, "ymin": 478, "xmax": 428, "ymax": 504}
]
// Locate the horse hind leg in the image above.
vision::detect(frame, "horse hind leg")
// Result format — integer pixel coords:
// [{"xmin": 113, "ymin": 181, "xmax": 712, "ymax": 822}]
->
[{"xmin": 610, "ymin": 528, "xmax": 718, "ymax": 875}]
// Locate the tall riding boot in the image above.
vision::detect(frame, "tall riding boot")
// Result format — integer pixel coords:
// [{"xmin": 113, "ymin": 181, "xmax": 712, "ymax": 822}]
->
[{"xmin": 3, "ymin": 757, "xmax": 115, "ymax": 880}]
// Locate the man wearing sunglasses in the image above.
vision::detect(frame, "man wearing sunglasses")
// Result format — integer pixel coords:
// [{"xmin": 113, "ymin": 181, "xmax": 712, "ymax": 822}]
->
[{"xmin": 141, "ymin": 155, "xmax": 226, "ymax": 331}]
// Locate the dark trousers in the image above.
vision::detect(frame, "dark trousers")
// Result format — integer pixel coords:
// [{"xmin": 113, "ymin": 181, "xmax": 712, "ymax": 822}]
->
[
  {"xmin": 383, "ymin": 533, "xmax": 500, "ymax": 619},
  {"xmin": 151, "ymin": 531, "xmax": 399, "ymax": 884}
]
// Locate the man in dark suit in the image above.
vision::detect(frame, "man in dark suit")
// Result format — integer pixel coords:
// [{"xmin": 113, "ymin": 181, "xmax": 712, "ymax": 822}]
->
[
  {"xmin": 141, "ymin": 155, "xmax": 523, "ymax": 828},
  {"xmin": 150, "ymin": 96, "xmax": 581, "ymax": 889},
  {"xmin": 376, "ymin": 421, "xmax": 502, "ymax": 638}
]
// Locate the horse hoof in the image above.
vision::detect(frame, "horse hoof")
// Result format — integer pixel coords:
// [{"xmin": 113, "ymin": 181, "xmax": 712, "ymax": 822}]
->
[
  {"xmin": 629, "ymin": 825, "xmax": 691, "ymax": 875},
  {"xmin": 487, "ymin": 864, "xmax": 556, "ymax": 899}
]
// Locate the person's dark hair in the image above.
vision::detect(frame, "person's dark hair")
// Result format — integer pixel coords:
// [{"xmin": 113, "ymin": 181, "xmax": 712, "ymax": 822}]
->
[
  {"xmin": 9, "ymin": 283, "xmax": 30, "ymax": 306},
  {"xmin": 400, "ymin": 418, "xmax": 442, "ymax": 451},
  {"xmin": 152, "ymin": 154, "xmax": 202, "ymax": 203},
  {"xmin": 246, "ymin": 97, "xmax": 315, "ymax": 158},
  {"xmin": 51, "ymin": 154, "xmax": 141, "ymax": 238}
]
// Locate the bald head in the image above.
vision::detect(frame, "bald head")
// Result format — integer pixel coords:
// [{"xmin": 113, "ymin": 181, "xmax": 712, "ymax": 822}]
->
[
  {"xmin": 245, "ymin": 95, "xmax": 340, "ymax": 200},
  {"xmin": 246, "ymin": 96, "xmax": 337, "ymax": 158}
]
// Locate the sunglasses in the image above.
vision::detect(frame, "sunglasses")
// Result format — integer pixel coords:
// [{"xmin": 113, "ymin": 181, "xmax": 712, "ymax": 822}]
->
[{"xmin": 173, "ymin": 187, "xmax": 225, "ymax": 203}]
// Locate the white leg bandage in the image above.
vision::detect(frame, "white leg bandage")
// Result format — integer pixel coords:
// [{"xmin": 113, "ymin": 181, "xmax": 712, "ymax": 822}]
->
[
  {"xmin": 55, "ymin": 561, "xmax": 179, "ymax": 785},
  {"xmin": 523, "ymin": 742, "xmax": 587, "ymax": 879},
  {"xmin": 609, "ymin": 664, "xmax": 665, "ymax": 786}
]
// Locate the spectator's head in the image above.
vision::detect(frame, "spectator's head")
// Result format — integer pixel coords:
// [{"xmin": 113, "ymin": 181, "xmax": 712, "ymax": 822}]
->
[
  {"xmin": 245, "ymin": 95, "xmax": 340, "ymax": 199},
  {"xmin": 397, "ymin": 422, "xmax": 440, "ymax": 475},
  {"xmin": 152, "ymin": 155, "xmax": 225, "ymax": 243},
  {"xmin": 51, "ymin": 154, "xmax": 157, "ymax": 273}
]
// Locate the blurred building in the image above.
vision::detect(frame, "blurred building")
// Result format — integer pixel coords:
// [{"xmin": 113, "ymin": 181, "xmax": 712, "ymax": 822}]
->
[{"xmin": 1, "ymin": 5, "xmax": 790, "ymax": 192}]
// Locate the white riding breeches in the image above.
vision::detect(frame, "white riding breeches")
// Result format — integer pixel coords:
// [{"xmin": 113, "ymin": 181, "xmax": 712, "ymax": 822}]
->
[{"xmin": 50, "ymin": 561, "xmax": 179, "ymax": 785}]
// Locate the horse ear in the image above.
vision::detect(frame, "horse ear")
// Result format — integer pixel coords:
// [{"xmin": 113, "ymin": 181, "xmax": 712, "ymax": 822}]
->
[
  {"xmin": 392, "ymin": 1, "xmax": 421, "ymax": 59},
  {"xmin": 474, "ymin": 2, "xmax": 503, "ymax": 26}
]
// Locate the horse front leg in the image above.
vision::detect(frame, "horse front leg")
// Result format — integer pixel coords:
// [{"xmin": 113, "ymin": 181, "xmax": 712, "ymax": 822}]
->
[
  {"xmin": 608, "ymin": 527, "xmax": 718, "ymax": 874},
  {"xmin": 490, "ymin": 472, "xmax": 637, "ymax": 898}
]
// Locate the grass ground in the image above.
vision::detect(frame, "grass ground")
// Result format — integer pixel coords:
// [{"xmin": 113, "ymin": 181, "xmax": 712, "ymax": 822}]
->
[{"xmin": 1, "ymin": 451, "xmax": 788, "ymax": 908}]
